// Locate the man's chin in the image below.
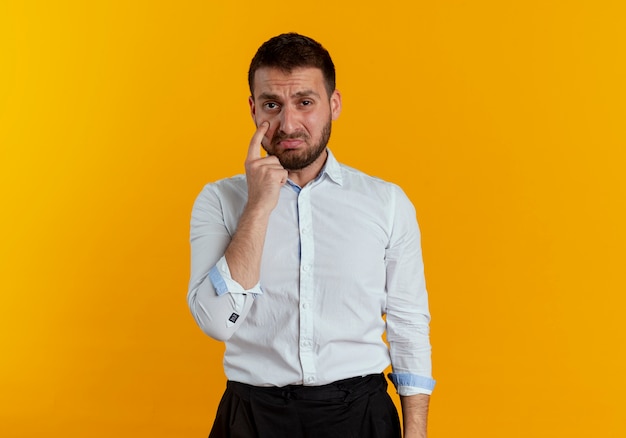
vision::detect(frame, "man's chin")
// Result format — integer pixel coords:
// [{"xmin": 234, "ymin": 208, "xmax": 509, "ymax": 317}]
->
[{"xmin": 280, "ymin": 149, "xmax": 327, "ymax": 171}]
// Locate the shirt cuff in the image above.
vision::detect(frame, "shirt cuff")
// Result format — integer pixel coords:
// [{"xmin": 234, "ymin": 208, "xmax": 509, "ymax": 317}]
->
[
  {"xmin": 388, "ymin": 373, "xmax": 436, "ymax": 396},
  {"xmin": 208, "ymin": 256, "xmax": 263, "ymax": 296}
]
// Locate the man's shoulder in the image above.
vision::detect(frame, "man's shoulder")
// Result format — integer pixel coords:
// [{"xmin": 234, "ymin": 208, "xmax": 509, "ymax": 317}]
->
[
  {"xmin": 333, "ymin": 160, "xmax": 415, "ymax": 211},
  {"xmin": 210, "ymin": 173, "xmax": 247, "ymax": 186},
  {"xmin": 195, "ymin": 174, "xmax": 248, "ymax": 206},
  {"xmin": 337, "ymin": 161, "xmax": 401, "ymax": 193},
  {"xmin": 201, "ymin": 174, "xmax": 247, "ymax": 193}
]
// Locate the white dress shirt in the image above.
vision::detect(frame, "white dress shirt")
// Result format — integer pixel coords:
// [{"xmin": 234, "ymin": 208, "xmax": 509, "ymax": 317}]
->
[{"xmin": 188, "ymin": 150, "xmax": 435, "ymax": 396}]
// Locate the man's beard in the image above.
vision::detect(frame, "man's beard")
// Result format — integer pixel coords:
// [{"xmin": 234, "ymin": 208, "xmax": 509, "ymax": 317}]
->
[{"xmin": 265, "ymin": 119, "xmax": 332, "ymax": 171}]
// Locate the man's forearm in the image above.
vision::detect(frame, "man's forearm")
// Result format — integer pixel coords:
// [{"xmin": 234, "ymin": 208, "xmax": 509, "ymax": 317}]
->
[
  {"xmin": 224, "ymin": 205, "xmax": 271, "ymax": 289},
  {"xmin": 224, "ymin": 121, "xmax": 286, "ymax": 289},
  {"xmin": 400, "ymin": 394, "xmax": 430, "ymax": 438}
]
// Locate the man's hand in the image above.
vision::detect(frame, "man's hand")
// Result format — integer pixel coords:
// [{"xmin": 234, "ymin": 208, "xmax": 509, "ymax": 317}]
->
[{"xmin": 244, "ymin": 121, "xmax": 288, "ymax": 214}]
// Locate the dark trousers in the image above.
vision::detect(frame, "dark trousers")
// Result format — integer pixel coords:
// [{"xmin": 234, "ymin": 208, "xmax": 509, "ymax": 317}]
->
[{"xmin": 209, "ymin": 374, "xmax": 401, "ymax": 438}]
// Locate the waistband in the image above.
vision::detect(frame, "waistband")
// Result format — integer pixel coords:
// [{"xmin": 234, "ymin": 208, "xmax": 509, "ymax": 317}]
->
[{"xmin": 227, "ymin": 373, "xmax": 387, "ymax": 403}]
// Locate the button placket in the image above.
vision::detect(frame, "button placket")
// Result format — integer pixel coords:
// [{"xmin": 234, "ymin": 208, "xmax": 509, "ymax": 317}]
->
[{"xmin": 297, "ymin": 187, "xmax": 316, "ymax": 384}]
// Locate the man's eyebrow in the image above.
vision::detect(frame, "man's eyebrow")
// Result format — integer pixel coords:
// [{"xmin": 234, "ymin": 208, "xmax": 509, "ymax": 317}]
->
[
  {"xmin": 292, "ymin": 90, "xmax": 320, "ymax": 99},
  {"xmin": 258, "ymin": 92, "xmax": 280, "ymax": 101},
  {"xmin": 257, "ymin": 90, "xmax": 321, "ymax": 101}
]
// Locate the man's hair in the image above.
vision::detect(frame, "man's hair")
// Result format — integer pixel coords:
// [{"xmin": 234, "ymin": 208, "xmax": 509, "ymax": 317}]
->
[{"xmin": 248, "ymin": 33, "xmax": 336, "ymax": 99}]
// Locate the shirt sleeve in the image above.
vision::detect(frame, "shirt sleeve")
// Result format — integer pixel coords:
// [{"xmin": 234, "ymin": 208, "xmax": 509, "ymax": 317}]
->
[
  {"xmin": 187, "ymin": 183, "xmax": 261, "ymax": 342},
  {"xmin": 385, "ymin": 185, "xmax": 436, "ymax": 395}
]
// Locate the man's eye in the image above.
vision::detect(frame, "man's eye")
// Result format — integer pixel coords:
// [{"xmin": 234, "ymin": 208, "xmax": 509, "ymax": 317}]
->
[
  {"xmin": 301, "ymin": 100, "xmax": 312, "ymax": 106},
  {"xmin": 264, "ymin": 102, "xmax": 279, "ymax": 110}
]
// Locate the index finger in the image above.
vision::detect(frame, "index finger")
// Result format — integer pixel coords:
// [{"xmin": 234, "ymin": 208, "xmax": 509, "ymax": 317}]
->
[{"xmin": 247, "ymin": 121, "xmax": 270, "ymax": 161}]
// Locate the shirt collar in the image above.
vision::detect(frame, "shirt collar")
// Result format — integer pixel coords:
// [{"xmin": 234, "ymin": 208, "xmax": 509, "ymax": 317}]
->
[
  {"xmin": 319, "ymin": 149, "xmax": 343, "ymax": 186},
  {"xmin": 287, "ymin": 149, "xmax": 344, "ymax": 192}
]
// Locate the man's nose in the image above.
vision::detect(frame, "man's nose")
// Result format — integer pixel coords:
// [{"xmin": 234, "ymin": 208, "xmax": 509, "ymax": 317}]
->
[{"xmin": 278, "ymin": 107, "xmax": 298, "ymax": 134}]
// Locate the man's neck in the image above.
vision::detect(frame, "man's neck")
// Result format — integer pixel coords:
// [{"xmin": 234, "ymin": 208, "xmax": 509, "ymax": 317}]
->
[{"xmin": 287, "ymin": 149, "xmax": 328, "ymax": 188}]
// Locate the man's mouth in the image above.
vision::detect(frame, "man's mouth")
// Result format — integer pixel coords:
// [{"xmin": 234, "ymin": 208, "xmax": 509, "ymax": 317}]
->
[{"xmin": 279, "ymin": 139, "xmax": 304, "ymax": 149}]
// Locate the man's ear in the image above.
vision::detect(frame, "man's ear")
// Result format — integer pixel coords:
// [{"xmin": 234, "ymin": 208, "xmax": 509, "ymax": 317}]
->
[
  {"xmin": 330, "ymin": 90, "xmax": 342, "ymax": 121},
  {"xmin": 249, "ymin": 96, "xmax": 256, "ymax": 121}
]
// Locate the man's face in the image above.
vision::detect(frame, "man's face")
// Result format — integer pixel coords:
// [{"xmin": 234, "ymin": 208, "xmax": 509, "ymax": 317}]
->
[{"xmin": 249, "ymin": 67, "xmax": 341, "ymax": 170}]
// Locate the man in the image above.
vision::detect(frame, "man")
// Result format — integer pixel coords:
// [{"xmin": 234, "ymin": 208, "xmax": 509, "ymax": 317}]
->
[{"xmin": 188, "ymin": 33, "xmax": 434, "ymax": 438}]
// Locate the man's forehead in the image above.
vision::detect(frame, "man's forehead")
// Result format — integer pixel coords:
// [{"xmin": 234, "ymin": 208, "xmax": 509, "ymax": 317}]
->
[{"xmin": 253, "ymin": 67, "xmax": 326, "ymax": 96}]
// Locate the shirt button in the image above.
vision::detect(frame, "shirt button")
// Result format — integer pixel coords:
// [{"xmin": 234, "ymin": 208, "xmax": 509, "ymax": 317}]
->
[
  {"xmin": 302, "ymin": 265, "xmax": 310, "ymax": 272},
  {"xmin": 306, "ymin": 376, "xmax": 314, "ymax": 383},
  {"xmin": 301, "ymin": 302, "xmax": 309, "ymax": 309}
]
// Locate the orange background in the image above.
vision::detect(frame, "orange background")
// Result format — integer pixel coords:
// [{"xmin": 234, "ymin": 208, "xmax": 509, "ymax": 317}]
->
[{"xmin": 1, "ymin": 1, "xmax": 625, "ymax": 437}]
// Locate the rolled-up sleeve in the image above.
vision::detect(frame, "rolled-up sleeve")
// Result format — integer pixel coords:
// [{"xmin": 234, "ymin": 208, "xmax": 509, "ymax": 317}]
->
[
  {"xmin": 187, "ymin": 183, "xmax": 260, "ymax": 342},
  {"xmin": 385, "ymin": 185, "xmax": 436, "ymax": 395}
]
